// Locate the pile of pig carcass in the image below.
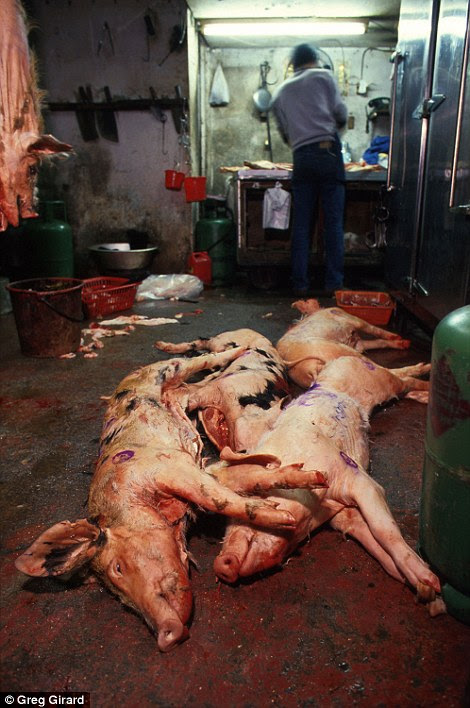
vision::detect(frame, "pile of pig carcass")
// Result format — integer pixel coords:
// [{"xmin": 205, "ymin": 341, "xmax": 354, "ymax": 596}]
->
[
  {"xmin": 15, "ymin": 300, "xmax": 445, "ymax": 652},
  {"xmin": 0, "ymin": 0, "xmax": 72, "ymax": 231}
]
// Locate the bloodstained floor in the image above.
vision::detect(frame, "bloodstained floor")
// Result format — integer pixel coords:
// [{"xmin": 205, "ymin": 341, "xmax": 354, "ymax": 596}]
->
[{"xmin": 1, "ymin": 283, "xmax": 469, "ymax": 707}]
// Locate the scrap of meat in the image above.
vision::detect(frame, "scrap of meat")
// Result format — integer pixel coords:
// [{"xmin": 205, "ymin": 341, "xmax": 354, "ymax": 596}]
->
[
  {"xmin": 99, "ymin": 315, "xmax": 178, "ymax": 326},
  {"xmin": 0, "ymin": 0, "xmax": 72, "ymax": 230},
  {"xmin": 155, "ymin": 329, "xmax": 290, "ymax": 452},
  {"xmin": 213, "ymin": 355, "xmax": 441, "ymax": 613},
  {"xmin": 15, "ymin": 348, "xmax": 327, "ymax": 652}
]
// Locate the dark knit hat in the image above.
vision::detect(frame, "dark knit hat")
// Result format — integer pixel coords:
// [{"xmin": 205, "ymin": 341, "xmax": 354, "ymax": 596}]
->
[{"xmin": 291, "ymin": 43, "xmax": 318, "ymax": 69}]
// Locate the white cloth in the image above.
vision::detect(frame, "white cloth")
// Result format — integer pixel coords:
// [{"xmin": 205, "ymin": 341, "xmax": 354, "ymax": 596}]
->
[{"xmin": 262, "ymin": 182, "xmax": 291, "ymax": 230}]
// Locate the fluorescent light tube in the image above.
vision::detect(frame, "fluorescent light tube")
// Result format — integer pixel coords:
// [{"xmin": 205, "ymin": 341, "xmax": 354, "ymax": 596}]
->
[{"xmin": 202, "ymin": 21, "xmax": 367, "ymax": 37}]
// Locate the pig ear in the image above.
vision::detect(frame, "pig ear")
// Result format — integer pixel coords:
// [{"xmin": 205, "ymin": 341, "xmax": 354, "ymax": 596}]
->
[
  {"xmin": 27, "ymin": 134, "xmax": 73, "ymax": 156},
  {"xmin": 15, "ymin": 519, "xmax": 104, "ymax": 577},
  {"xmin": 219, "ymin": 446, "xmax": 281, "ymax": 468}
]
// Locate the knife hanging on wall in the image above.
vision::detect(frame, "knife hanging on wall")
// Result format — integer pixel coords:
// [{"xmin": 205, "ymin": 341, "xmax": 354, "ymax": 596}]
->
[
  {"xmin": 75, "ymin": 85, "xmax": 99, "ymax": 141},
  {"xmin": 96, "ymin": 86, "xmax": 119, "ymax": 142}
]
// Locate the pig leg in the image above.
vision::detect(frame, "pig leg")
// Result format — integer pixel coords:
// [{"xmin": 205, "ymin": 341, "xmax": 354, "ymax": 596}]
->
[
  {"xmin": 158, "ymin": 464, "xmax": 298, "ymax": 529},
  {"xmin": 210, "ymin": 462, "xmax": 327, "ymax": 493},
  {"xmin": 346, "ymin": 316, "xmax": 409, "ymax": 344},
  {"xmin": 389, "ymin": 363, "xmax": 431, "ymax": 378},
  {"xmin": 341, "ymin": 469, "xmax": 440, "ymax": 599},
  {"xmin": 355, "ymin": 337, "xmax": 411, "ymax": 352},
  {"xmin": 157, "ymin": 348, "xmax": 245, "ymax": 390},
  {"xmin": 388, "ymin": 364, "xmax": 430, "ymax": 403},
  {"xmin": 330, "ymin": 507, "xmax": 405, "ymax": 582},
  {"xmin": 154, "ymin": 338, "xmax": 211, "ymax": 354}
]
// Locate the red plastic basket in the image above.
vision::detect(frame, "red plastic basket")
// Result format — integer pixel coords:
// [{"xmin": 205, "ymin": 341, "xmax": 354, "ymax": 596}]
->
[
  {"xmin": 335, "ymin": 290, "xmax": 395, "ymax": 325},
  {"xmin": 81, "ymin": 277, "xmax": 140, "ymax": 318}
]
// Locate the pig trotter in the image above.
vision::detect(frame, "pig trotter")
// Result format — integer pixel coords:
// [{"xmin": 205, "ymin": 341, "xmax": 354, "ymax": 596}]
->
[{"xmin": 415, "ymin": 580, "xmax": 436, "ymax": 604}]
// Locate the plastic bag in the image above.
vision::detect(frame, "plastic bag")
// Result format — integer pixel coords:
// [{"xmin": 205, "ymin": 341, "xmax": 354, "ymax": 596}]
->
[
  {"xmin": 262, "ymin": 182, "xmax": 291, "ymax": 230},
  {"xmin": 136, "ymin": 274, "xmax": 204, "ymax": 301},
  {"xmin": 209, "ymin": 64, "xmax": 230, "ymax": 106}
]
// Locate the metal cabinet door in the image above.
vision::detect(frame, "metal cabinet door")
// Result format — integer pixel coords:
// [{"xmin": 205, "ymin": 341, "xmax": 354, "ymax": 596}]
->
[
  {"xmin": 415, "ymin": 0, "xmax": 470, "ymax": 319},
  {"xmin": 385, "ymin": 0, "xmax": 437, "ymax": 290}
]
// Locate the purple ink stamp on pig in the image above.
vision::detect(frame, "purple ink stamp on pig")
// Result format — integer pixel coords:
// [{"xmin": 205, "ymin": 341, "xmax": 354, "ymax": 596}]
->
[
  {"xmin": 112, "ymin": 449, "xmax": 135, "ymax": 463},
  {"xmin": 340, "ymin": 451, "xmax": 358, "ymax": 468},
  {"xmin": 363, "ymin": 360, "xmax": 376, "ymax": 370}
]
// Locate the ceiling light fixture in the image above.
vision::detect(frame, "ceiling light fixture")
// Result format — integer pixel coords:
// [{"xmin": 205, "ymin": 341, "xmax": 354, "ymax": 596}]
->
[{"xmin": 201, "ymin": 20, "xmax": 367, "ymax": 37}]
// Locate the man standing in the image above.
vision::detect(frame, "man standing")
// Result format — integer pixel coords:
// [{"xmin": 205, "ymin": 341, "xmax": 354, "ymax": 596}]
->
[{"xmin": 270, "ymin": 44, "xmax": 348, "ymax": 296}]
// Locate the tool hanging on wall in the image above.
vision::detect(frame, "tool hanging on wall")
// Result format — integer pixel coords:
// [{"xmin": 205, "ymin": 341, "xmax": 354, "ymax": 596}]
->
[
  {"xmin": 143, "ymin": 9, "xmax": 156, "ymax": 62},
  {"xmin": 96, "ymin": 86, "xmax": 119, "ymax": 142},
  {"xmin": 365, "ymin": 97, "xmax": 391, "ymax": 133},
  {"xmin": 253, "ymin": 62, "xmax": 274, "ymax": 162},
  {"xmin": 97, "ymin": 21, "xmax": 115, "ymax": 56},
  {"xmin": 158, "ymin": 17, "xmax": 187, "ymax": 67},
  {"xmin": 149, "ymin": 87, "xmax": 168, "ymax": 155},
  {"xmin": 75, "ymin": 86, "xmax": 99, "ymax": 141}
]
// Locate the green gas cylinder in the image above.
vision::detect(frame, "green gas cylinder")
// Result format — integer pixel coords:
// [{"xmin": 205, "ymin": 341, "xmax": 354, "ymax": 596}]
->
[
  {"xmin": 419, "ymin": 305, "xmax": 470, "ymax": 623},
  {"xmin": 195, "ymin": 200, "xmax": 236, "ymax": 286},
  {"xmin": 22, "ymin": 200, "xmax": 74, "ymax": 278}
]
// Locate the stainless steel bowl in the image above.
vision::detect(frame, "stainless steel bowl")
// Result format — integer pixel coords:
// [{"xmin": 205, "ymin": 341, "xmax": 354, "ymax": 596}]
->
[{"xmin": 89, "ymin": 243, "xmax": 158, "ymax": 271}]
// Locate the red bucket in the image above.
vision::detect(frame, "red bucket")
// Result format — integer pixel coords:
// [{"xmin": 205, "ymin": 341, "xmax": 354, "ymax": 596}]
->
[
  {"xmin": 165, "ymin": 169, "xmax": 185, "ymax": 190},
  {"xmin": 184, "ymin": 176, "xmax": 207, "ymax": 202},
  {"xmin": 6, "ymin": 277, "xmax": 84, "ymax": 357},
  {"xmin": 188, "ymin": 251, "xmax": 212, "ymax": 285}
]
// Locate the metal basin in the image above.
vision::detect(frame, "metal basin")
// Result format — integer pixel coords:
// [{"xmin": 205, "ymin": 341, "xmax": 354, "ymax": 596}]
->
[{"xmin": 89, "ymin": 243, "xmax": 158, "ymax": 271}]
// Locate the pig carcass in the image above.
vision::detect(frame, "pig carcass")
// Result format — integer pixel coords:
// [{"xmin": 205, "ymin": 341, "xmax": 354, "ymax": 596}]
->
[
  {"xmin": 155, "ymin": 329, "xmax": 290, "ymax": 452},
  {"xmin": 278, "ymin": 298, "xmax": 410, "ymax": 357},
  {"xmin": 15, "ymin": 349, "xmax": 327, "ymax": 651},
  {"xmin": 0, "ymin": 0, "xmax": 72, "ymax": 230},
  {"xmin": 213, "ymin": 355, "xmax": 441, "ymax": 613},
  {"xmin": 278, "ymin": 334, "xmax": 430, "ymax": 395}
]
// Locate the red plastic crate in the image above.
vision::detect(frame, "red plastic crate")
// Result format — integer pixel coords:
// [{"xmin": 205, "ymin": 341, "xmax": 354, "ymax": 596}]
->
[
  {"xmin": 335, "ymin": 290, "xmax": 395, "ymax": 325},
  {"xmin": 81, "ymin": 277, "xmax": 140, "ymax": 318}
]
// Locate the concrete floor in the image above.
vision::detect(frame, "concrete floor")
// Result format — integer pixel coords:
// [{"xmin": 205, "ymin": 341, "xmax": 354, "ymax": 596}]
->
[{"xmin": 1, "ymin": 280, "xmax": 469, "ymax": 707}]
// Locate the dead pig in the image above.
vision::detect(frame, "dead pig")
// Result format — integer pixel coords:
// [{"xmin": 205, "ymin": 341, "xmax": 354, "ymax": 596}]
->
[
  {"xmin": 279, "ymin": 335, "xmax": 431, "ymax": 394},
  {"xmin": 277, "ymin": 299, "xmax": 411, "ymax": 363},
  {"xmin": 213, "ymin": 356, "xmax": 441, "ymax": 612},
  {"xmin": 0, "ymin": 0, "xmax": 72, "ymax": 229},
  {"xmin": 15, "ymin": 349, "xmax": 327, "ymax": 651},
  {"xmin": 155, "ymin": 329, "xmax": 290, "ymax": 452}
]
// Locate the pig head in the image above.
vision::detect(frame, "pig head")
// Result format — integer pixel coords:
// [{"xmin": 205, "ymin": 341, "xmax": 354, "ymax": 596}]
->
[
  {"xmin": 14, "ymin": 510, "xmax": 193, "ymax": 652},
  {"xmin": 0, "ymin": 0, "xmax": 72, "ymax": 230}
]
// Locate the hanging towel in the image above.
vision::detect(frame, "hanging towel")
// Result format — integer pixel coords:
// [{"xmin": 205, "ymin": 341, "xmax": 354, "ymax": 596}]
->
[
  {"xmin": 209, "ymin": 64, "xmax": 230, "ymax": 106},
  {"xmin": 262, "ymin": 182, "xmax": 291, "ymax": 230}
]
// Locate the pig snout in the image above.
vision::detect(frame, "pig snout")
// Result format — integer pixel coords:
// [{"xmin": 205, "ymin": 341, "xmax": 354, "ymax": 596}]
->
[
  {"xmin": 214, "ymin": 525, "xmax": 293, "ymax": 583},
  {"xmin": 214, "ymin": 552, "xmax": 242, "ymax": 583},
  {"xmin": 157, "ymin": 614, "xmax": 189, "ymax": 652},
  {"xmin": 213, "ymin": 526, "xmax": 253, "ymax": 583},
  {"xmin": 215, "ymin": 529, "xmax": 295, "ymax": 582},
  {"xmin": 143, "ymin": 586, "xmax": 192, "ymax": 652}
]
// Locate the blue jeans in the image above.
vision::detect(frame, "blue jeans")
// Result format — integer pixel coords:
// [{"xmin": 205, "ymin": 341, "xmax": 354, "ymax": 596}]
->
[{"xmin": 291, "ymin": 140, "xmax": 345, "ymax": 291}]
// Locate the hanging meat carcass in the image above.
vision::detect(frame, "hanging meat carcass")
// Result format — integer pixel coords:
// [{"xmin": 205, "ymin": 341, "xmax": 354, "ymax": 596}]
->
[{"xmin": 0, "ymin": 0, "xmax": 72, "ymax": 230}]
